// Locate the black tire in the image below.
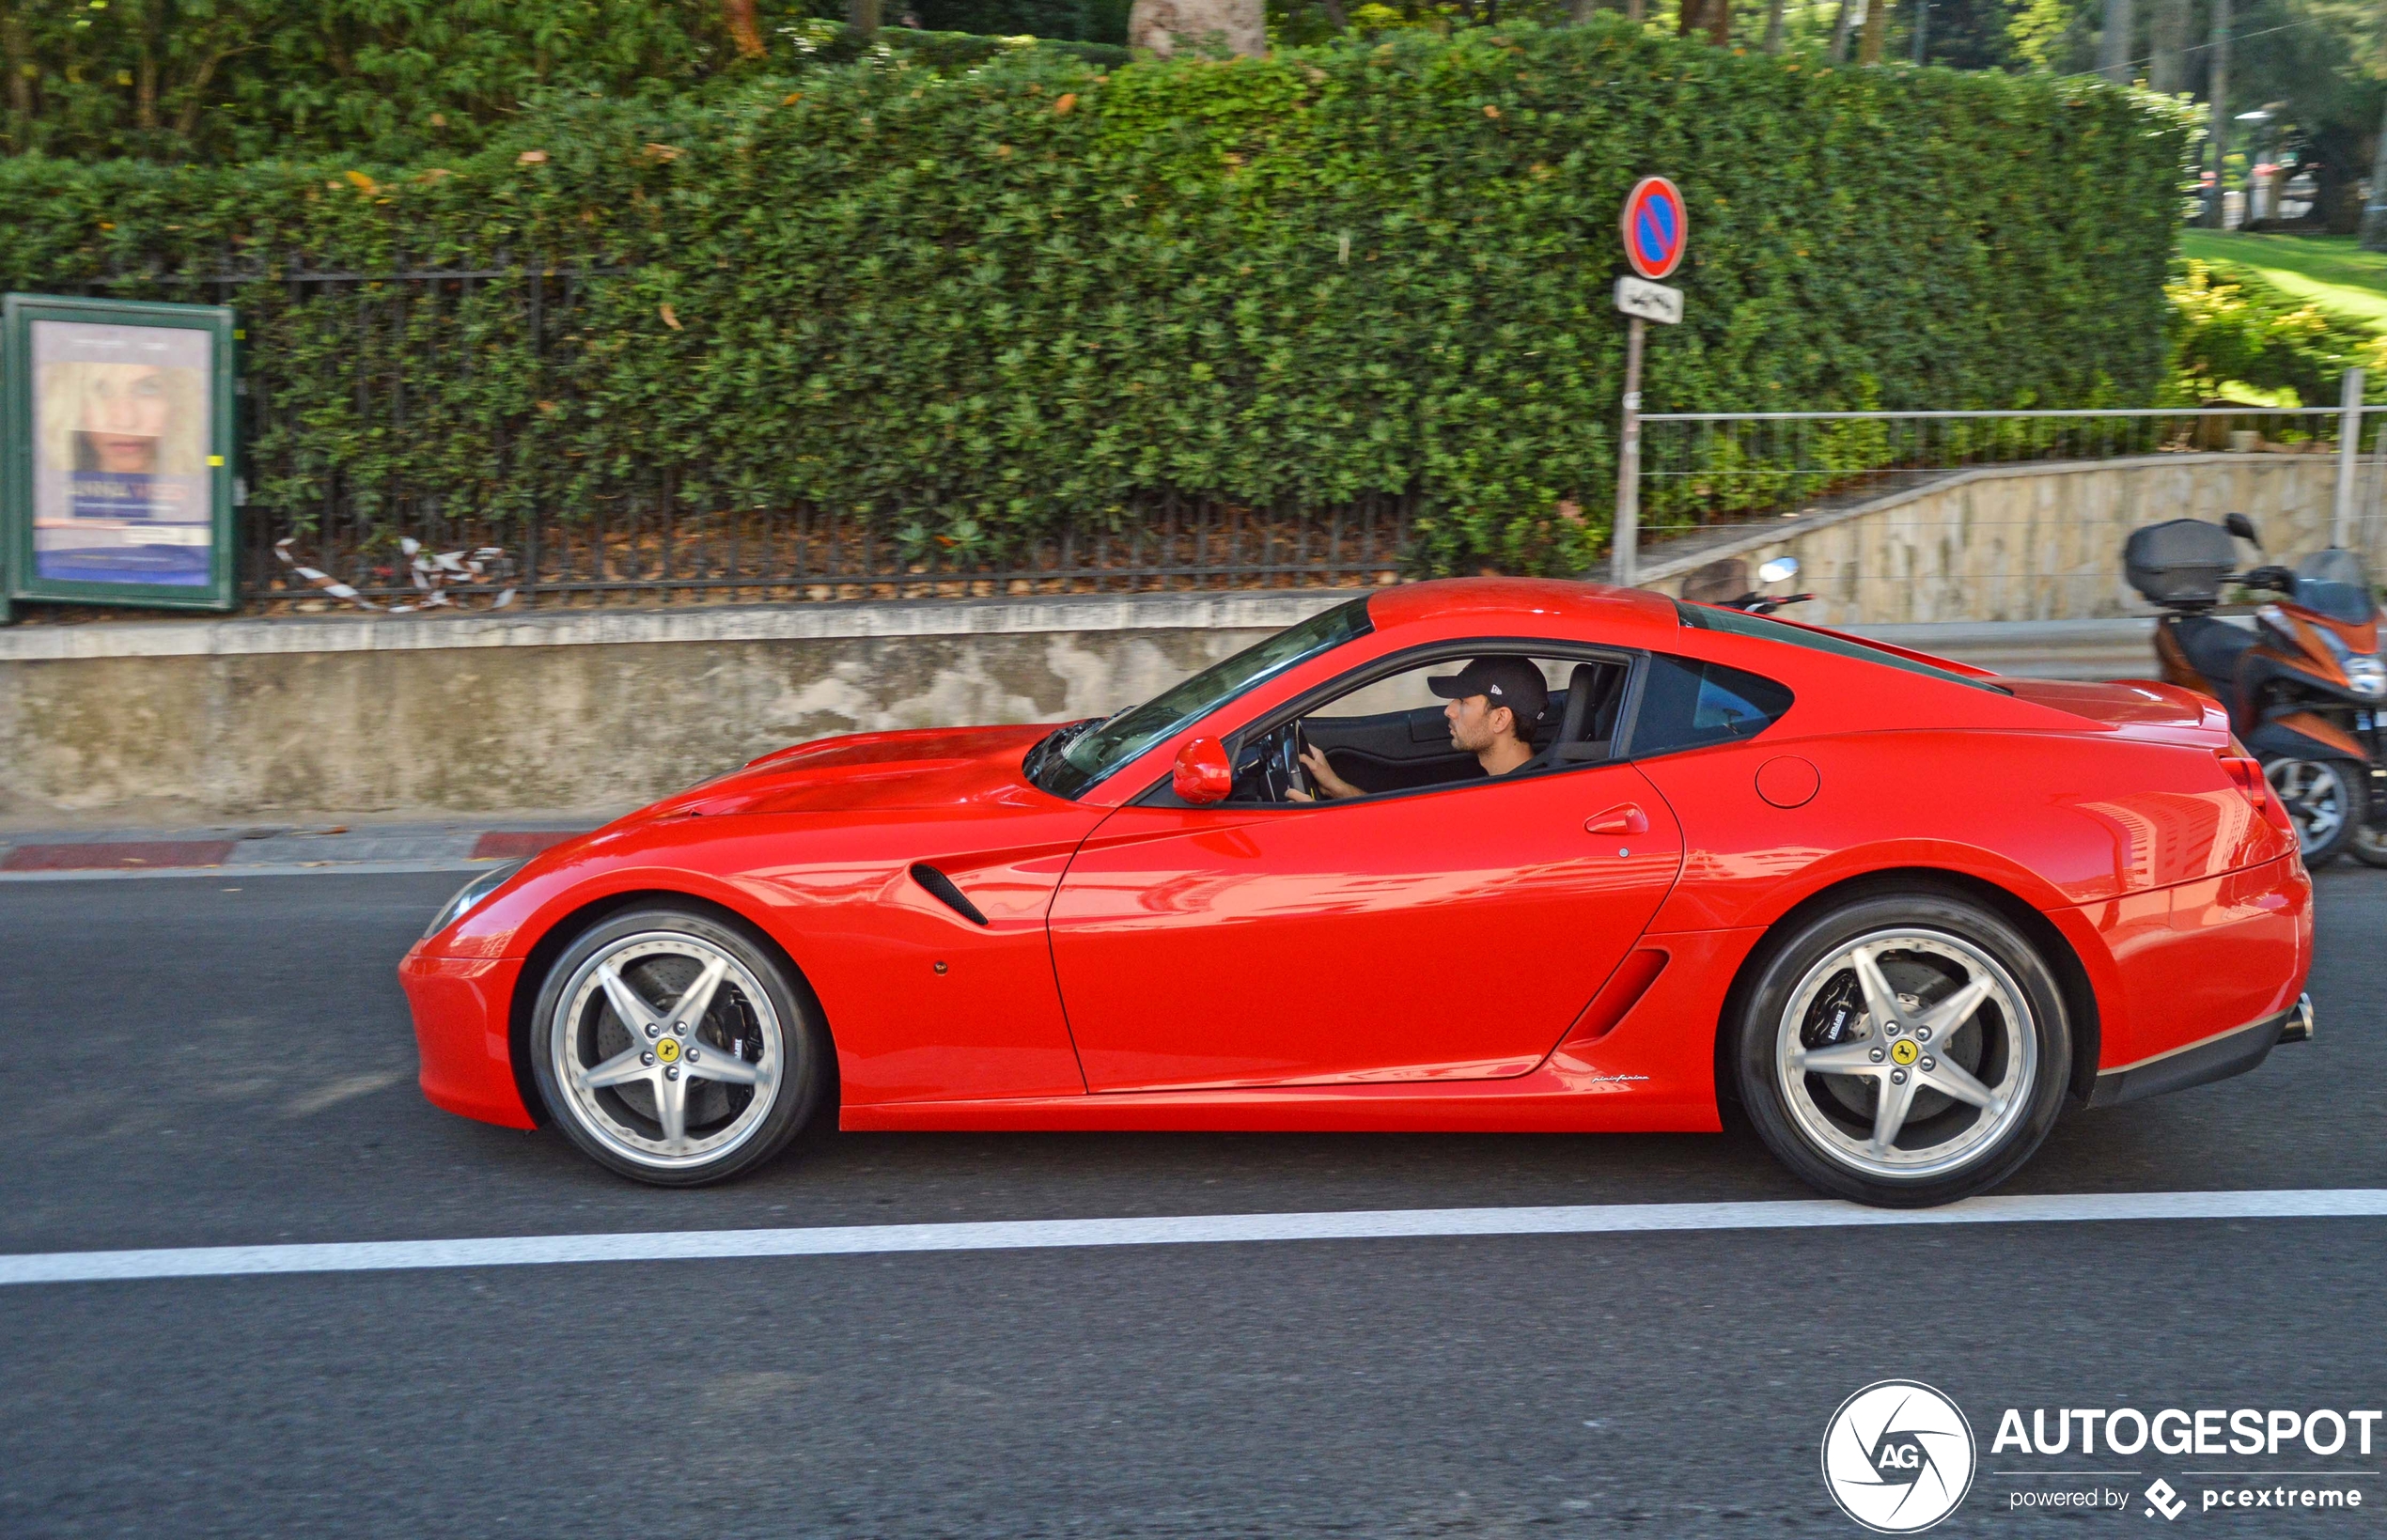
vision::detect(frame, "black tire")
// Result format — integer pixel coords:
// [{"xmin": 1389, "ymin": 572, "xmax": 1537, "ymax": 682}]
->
[
  {"xmin": 2265, "ymin": 756, "xmax": 2363, "ymax": 868},
  {"xmin": 528, "ymin": 907, "xmax": 827, "ymax": 1186},
  {"xmin": 2348, "ymin": 810, "xmax": 2387, "ymax": 868},
  {"xmin": 1733, "ymin": 892, "xmax": 2071, "ymax": 1208}
]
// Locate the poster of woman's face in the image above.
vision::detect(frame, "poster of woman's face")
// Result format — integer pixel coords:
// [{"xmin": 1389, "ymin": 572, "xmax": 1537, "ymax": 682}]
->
[{"xmin": 31, "ymin": 320, "xmax": 213, "ymax": 585}]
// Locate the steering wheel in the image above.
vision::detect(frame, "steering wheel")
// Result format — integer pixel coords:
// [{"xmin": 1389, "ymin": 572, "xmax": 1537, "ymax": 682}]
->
[{"xmin": 1262, "ymin": 722, "xmax": 1312, "ymax": 802}]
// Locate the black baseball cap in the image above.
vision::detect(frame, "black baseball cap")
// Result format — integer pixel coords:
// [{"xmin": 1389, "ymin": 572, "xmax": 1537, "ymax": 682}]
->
[{"xmin": 1428, "ymin": 656, "xmax": 1547, "ymax": 725}]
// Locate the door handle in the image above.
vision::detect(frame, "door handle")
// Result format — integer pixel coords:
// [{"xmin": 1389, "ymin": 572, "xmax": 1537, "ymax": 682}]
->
[{"xmin": 1585, "ymin": 802, "xmax": 1649, "ymax": 836}]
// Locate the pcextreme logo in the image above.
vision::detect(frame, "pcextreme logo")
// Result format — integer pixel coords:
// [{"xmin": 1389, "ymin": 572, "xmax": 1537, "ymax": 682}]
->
[{"xmin": 1821, "ymin": 1380, "xmax": 1977, "ymax": 1533}]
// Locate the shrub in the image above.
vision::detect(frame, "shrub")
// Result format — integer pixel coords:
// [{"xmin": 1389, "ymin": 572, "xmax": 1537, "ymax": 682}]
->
[
  {"xmin": 2165, "ymin": 257, "xmax": 2387, "ymax": 406},
  {"xmin": 0, "ymin": 21, "xmax": 2192, "ymax": 574}
]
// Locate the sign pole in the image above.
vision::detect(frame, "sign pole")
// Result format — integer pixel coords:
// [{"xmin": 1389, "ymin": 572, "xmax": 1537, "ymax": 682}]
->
[
  {"xmin": 1611, "ymin": 175, "xmax": 1684, "ymax": 590},
  {"xmin": 1614, "ymin": 314, "xmax": 1645, "ymax": 589},
  {"xmin": 2334, "ymin": 366, "xmax": 2364, "ymax": 549}
]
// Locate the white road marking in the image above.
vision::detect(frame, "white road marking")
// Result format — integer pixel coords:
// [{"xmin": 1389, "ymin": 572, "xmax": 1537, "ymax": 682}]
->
[{"xmin": 6, "ymin": 1189, "xmax": 2382, "ymax": 1287}]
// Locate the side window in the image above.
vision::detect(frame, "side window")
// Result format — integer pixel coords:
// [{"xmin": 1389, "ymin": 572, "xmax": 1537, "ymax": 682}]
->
[
  {"xmin": 1630, "ymin": 655, "xmax": 1794, "ymax": 757},
  {"xmin": 1221, "ymin": 651, "xmax": 1630, "ymax": 803}
]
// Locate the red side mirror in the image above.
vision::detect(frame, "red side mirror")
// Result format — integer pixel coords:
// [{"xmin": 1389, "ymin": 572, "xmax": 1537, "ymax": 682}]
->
[{"xmin": 1172, "ymin": 737, "xmax": 1233, "ymax": 804}]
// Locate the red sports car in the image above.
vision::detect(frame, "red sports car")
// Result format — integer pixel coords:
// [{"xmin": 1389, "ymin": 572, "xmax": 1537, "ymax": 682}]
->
[{"xmin": 400, "ymin": 579, "xmax": 2315, "ymax": 1206}]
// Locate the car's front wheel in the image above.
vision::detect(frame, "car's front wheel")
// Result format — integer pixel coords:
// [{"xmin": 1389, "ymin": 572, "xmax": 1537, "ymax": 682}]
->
[
  {"xmin": 1734, "ymin": 893, "xmax": 2071, "ymax": 1208},
  {"xmin": 529, "ymin": 907, "xmax": 827, "ymax": 1186}
]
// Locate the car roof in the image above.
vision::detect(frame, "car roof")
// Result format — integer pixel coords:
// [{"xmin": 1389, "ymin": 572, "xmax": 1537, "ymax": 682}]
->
[{"xmin": 1364, "ymin": 577, "xmax": 1682, "ymax": 648}]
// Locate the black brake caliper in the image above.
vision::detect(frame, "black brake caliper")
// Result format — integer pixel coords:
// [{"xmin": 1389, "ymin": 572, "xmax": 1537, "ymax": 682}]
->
[{"xmin": 1802, "ymin": 971, "xmax": 1864, "ymax": 1050}]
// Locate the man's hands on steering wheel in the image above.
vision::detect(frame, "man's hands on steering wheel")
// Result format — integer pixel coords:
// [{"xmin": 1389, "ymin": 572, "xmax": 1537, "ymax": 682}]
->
[{"xmin": 1286, "ymin": 722, "xmax": 1363, "ymax": 801}]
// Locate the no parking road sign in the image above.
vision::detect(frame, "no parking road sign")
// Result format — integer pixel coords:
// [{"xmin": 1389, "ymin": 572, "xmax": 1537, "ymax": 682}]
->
[
  {"xmin": 1610, "ymin": 176, "xmax": 1688, "ymax": 593},
  {"xmin": 1618, "ymin": 176, "xmax": 1687, "ymax": 281}
]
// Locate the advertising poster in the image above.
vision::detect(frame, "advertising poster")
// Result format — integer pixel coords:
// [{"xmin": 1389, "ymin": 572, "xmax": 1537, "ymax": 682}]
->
[{"xmin": 4, "ymin": 294, "xmax": 236, "ymax": 612}]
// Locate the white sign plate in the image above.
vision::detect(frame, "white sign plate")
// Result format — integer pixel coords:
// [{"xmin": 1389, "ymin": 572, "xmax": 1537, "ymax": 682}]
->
[{"xmin": 1614, "ymin": 275, "xmax": 1683, "ymax": 325}]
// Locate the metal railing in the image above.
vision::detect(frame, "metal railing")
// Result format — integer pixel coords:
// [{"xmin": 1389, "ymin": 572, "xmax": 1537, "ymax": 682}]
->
[
  {"xmin": 49, "ymin": 265, "xmax": 1414, "ymax": 612},
  {"xmin": 1623, "ymin": 391, "xmax": 2387, "ymax": 589}
]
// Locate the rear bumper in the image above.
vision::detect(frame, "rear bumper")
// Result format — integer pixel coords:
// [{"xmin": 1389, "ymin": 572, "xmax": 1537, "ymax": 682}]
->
[
  {"xmin": 2087, "ymin": 992, "xmax": 2314, "ymax": 1108},
  {"xmin": 398, "ymin": 948, "xmax": 536, "ymax": 1129}
]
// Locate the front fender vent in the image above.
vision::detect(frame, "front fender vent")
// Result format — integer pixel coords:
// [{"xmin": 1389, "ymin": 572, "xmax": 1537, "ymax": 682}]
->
[{"xmin": 910, "ymin": 863, "xmax": 990, "ymax": 926}]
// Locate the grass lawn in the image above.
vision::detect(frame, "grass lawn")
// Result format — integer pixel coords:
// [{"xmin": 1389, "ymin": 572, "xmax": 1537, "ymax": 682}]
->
[{"xmin": 2178, "ymin": 229, "xmax": 2387, "ymax": 335}]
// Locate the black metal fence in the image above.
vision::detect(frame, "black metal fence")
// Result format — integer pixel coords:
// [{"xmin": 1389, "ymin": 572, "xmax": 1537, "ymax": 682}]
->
[{"xmin": 51, "ymin": 265, "xmax": 1414, "ymax": 612}]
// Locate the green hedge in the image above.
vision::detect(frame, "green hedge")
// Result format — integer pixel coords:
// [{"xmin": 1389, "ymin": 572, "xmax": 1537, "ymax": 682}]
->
[{"xmin": 0, "ymin": 21, "xmax": 2192, "ymax": 574}]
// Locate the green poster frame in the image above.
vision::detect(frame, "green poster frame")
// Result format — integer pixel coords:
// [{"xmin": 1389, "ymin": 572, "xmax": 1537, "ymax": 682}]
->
[{"xmin": 3, "ymin": 292, "xmax": 239, "ymax": 614}]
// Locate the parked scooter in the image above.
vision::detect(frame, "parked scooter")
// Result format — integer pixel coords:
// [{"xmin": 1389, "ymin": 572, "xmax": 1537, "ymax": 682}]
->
[{"xmin": 2127, "ymin": 513, "xmax": 2387, "ymax": 866}]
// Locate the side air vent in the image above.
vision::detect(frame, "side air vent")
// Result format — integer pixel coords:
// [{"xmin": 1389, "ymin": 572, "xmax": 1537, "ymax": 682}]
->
[{"xmin": 909, "ymin": 863, "xmax": 990, "ymax": 926}]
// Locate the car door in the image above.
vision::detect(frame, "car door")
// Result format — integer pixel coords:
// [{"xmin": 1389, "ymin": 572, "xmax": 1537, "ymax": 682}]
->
[{"xmin": 1046, "ymin": 665, "xmax": 1686, "ymax": 1092}]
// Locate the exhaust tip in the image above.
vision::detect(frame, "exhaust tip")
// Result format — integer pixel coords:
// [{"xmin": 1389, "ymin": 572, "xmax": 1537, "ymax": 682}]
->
[{"xmin": 2280, "ymin": 992, "xmax": 2317, "ymax": 1045}]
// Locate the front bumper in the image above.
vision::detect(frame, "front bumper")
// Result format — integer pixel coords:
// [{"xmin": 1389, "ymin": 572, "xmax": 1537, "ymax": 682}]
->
[
  {"xmin": 398, "ymin": 948, "xmax": 537, "ymax": 1129},
  {"xmin": 2087, "ymin": 992, "xmax": 2314, "ymax": 1108}
]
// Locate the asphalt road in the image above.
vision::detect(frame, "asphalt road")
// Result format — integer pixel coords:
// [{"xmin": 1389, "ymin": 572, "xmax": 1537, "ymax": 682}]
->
[{"xmin": 4, "ymin": 868, "xmax": 2384, "ymax": 1537}]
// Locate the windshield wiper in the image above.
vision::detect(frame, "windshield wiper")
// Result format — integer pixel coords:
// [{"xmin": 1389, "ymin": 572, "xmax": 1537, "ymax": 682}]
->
[{"xmin": 1023, "ymin": 717, "xmax": 1101, "ymax": 786}]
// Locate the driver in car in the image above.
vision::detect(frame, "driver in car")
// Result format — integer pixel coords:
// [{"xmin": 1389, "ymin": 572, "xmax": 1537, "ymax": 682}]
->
[{"xmin": 1291, "ymin": 656, "xmax": 1548, "ymax": 801}]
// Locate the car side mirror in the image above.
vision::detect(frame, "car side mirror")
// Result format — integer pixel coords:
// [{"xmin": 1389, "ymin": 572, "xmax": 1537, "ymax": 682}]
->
[
  {"xmin": 2224, "ymin": 512, "xmax": 2262, "ymax": 549},
  {"xmin": 1172, "ymin": 737, "xmax": 1233, "ymax": 804}
]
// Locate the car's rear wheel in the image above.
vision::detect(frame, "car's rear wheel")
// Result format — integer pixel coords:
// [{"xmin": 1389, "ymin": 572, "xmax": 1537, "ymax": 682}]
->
[
  {"xmin": 529, "ymin": 907, "xmax": 826, "ymax": 1186},
  {"xmin": 1734, "ymin": 893, "xmax": 2070, "ymax": 1208}
]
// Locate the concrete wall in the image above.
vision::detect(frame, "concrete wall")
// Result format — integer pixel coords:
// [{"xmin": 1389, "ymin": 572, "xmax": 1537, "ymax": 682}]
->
[
  {"xmin": 0, "ymin": 593, "xmax": 1350, "ymax": 825},
  {"xmin": 7, "ymin": 452, "xmax": 2379, "ymax": 823},
  {"xmin": 1639, "ymin": 452, "xmax": 2384, "ymax": 626}
]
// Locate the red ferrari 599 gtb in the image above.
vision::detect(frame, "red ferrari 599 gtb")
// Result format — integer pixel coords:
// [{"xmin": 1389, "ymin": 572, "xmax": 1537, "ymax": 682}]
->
[{"xmin": 400, "ymin": 579, "xmax": 2314, "ymax": 1206}]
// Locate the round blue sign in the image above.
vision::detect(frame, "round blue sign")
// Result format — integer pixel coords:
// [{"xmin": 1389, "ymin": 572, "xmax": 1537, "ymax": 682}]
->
[{"xmin": 1620, "ymin": 177, "xmax": 1687, "ymax": 281}]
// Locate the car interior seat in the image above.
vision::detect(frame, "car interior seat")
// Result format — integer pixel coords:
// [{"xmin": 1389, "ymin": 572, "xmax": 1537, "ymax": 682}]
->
[{"xmin": 1522, "ymin": 663, "xmax": 1616, "ymax": 770}]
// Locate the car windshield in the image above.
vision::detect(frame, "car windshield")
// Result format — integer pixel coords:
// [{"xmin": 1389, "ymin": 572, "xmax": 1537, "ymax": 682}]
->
[
  {"xmin": 2293, "ymin": 549, "xmax": 2378, "ymax": 625},
  {"xmin": 1027, "ymin": 598, "xmax": 1375, "ymax": 799}
]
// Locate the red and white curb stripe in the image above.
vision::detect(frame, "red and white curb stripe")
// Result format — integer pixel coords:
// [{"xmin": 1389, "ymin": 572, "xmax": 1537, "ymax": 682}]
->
[
  {"xmin": 0, "ymin": 830, "xmax": 585, "ymax": 879},
  {"xmin": 7, "ymin": 1189, "xmax": 2383, "ymax": 1287}
]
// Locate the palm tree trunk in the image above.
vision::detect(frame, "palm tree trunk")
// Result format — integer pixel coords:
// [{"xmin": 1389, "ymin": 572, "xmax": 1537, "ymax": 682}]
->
[
  {"xmin": 1829, "ymin": 0, "xmax": 1861, "ymax": 61},
  {"xmin": 2098, "ymin": 0, "xmax": 2133, "ymax": 83},
  {"xmin": 1857, "ymin": 0, "xmax": 1889, "ymax": 61},
  {"xmin": 2147, "ymin": 0, "xmax": 2187, "ymax": 93},
  {"xmin": 1128, "ymin": 0, "xmax": 1267, "ymax": 55}
]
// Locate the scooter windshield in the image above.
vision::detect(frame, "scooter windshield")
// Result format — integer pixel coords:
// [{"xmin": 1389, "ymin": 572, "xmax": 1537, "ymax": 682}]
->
[{"xmin": 2293, "ymin": 549, "xmax": 2379, "ymax": 625}]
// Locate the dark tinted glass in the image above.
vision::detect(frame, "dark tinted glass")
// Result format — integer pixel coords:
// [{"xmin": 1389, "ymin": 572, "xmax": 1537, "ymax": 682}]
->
[
  {"xmin": 1630, "ymin": 655, "xmax": 1795, "ymax": 756},
  {"xmin": 1675, "ymin": 600, "xmax": 2008, "ymax": 692}
]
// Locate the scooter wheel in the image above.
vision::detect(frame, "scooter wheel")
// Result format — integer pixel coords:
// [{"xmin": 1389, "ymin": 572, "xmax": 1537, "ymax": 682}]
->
[{"xmin": 2265, "ymin": 757, "xmax": 2364, "ymax": 867}]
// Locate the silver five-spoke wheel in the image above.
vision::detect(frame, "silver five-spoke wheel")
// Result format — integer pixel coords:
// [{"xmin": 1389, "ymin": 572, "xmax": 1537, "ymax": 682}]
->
[
  {"xmin": 1736, "ymin": 892, "xmax": 2070, "ymax": 1207},
  {"xmin": 531, "ymin": 908, "xmax": 825, "ymax": 1185},
  {"xmin": 1776, "ymin": 929, "xmax": 2035, "ymax": 1182}
]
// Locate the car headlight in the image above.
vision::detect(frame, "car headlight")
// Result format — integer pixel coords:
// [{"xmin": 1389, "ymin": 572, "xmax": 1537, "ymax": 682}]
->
[{"xmin": 423, "ymin": 863, "xmax": 521, "ymax": 941}]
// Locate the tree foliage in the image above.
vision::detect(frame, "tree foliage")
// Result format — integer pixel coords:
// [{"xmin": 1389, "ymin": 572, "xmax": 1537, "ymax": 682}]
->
[
  {"xmin": 0, "ymin": 0, "xmax": 1125, "ymax": 163},
  {"xmin": 2167, "ymin": 257, "xmax": 2387, "ymax": 402},
  {"xmin": 0, "ymin": 21, "xmax": 2189, "ymax": 572}
]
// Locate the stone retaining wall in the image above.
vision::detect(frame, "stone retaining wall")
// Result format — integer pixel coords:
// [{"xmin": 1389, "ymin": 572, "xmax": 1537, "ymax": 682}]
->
[
  {"xmin": 5, "ymin": 452, "xmax": 2378, "ymax": 821},
  {"xmin": 0, "ymin": 593, "xmax": 1350, "ymax": 824},
  {"xmin": 1638, "ymin": 452, "xmax": 2383, "ymax": 626}
]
